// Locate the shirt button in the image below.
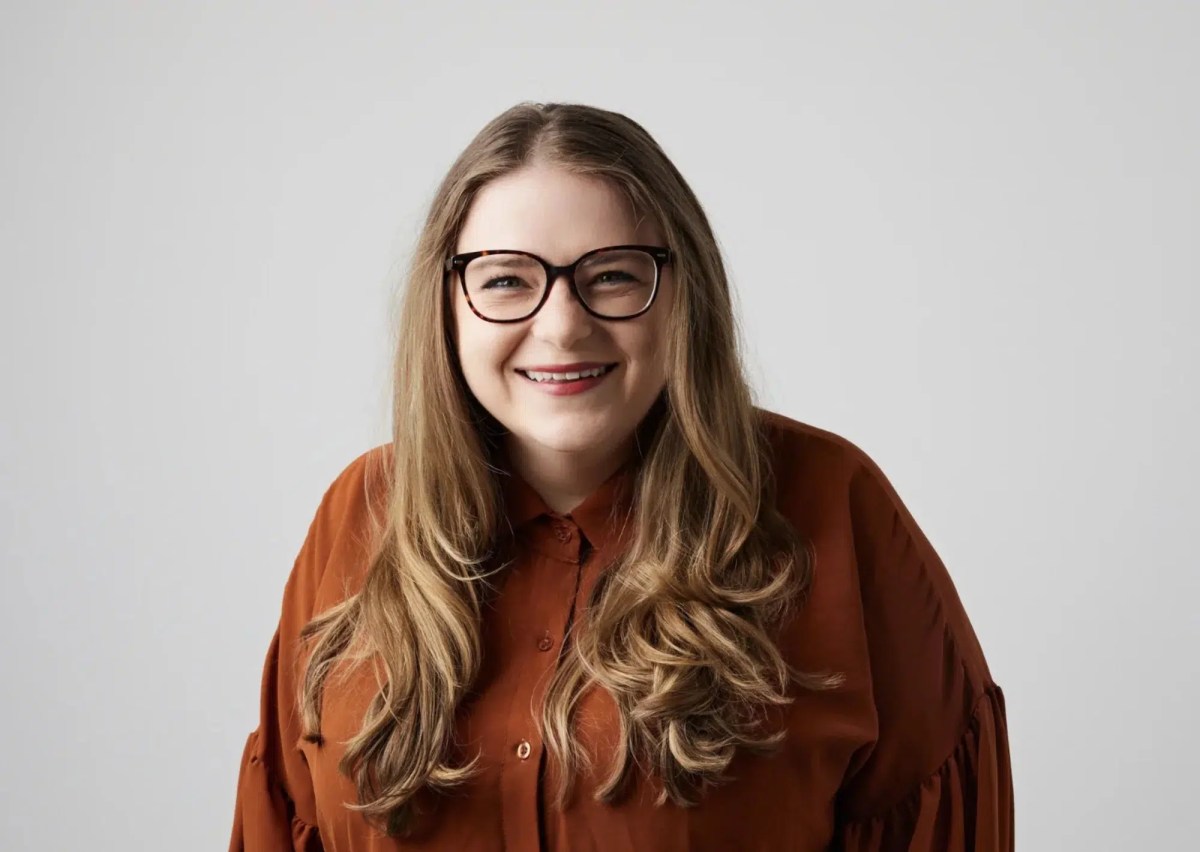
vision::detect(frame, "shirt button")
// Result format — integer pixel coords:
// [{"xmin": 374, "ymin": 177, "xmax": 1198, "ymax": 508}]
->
[
  {"xmin": 516, "ymin": 740, "xmax": 532, "ymax": 760},
  {"xmin": 553, "ymin": 523, "xmax": 572, "ymax": 543},
  {"xmin": 537, "ymin": 632, "xmax": 554, "ymax": 652}
]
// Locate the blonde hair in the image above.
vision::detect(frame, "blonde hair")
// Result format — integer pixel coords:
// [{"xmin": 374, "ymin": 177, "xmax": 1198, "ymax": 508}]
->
[{"xmin": 296, "ymin": 102, "xmax": 843, "ymax": 837}]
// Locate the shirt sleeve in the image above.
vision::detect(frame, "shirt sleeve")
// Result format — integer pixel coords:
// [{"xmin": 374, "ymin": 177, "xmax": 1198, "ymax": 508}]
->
[
  {"xmin": 833, "ymin": 452, "xmax": 1014, "ymax": 851},
  {"xmin": 228, "ymin": 448, "xmax": 380, "ymax": 851}
]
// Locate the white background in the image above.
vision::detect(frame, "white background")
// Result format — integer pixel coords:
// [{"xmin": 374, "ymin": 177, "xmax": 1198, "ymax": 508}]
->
[{"xmin": 2, "ymin": 2, "xmax": 1196, "ymax": 849}]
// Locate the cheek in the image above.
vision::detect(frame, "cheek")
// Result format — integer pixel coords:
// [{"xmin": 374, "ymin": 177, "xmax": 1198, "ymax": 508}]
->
[
  {"xmin": 455, "ymin": 312, "xmax": 520, "ymax": 389},
  {"xmin": 632, "ymin": 310, "xmax": 670, "ymax": 365},
  {"xmin": 617, "ymin": 330, "xmax": 668, "ymax": 395}
]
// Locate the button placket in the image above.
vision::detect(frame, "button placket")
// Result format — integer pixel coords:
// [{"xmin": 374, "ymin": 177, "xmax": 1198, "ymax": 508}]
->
[{"xmin": 495, "ymin": 525, "xmax": 587, "ymax": 852}]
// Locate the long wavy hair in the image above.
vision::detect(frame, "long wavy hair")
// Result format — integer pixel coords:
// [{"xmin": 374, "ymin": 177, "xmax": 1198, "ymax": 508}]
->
[{"xmin": 296, "ymin": 102, "xmax": 843, "ymax": 837}]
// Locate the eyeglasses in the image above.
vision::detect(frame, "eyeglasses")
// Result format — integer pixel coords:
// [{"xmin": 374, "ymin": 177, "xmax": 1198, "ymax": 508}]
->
[{"xmin": 445, "ymin": 244, "xmax": 671, "ymax": 323}]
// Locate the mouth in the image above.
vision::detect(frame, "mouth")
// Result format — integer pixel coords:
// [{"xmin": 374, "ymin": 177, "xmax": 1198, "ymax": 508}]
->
[{"xmin": 516, "ymin": 362, "xmax": 619, "ymax": 384}]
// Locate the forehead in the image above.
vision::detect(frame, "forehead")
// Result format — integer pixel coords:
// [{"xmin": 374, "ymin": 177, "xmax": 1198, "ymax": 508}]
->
[{"xmin": 455, "ymin": 164, "xmax": 660, "ymax": 263}]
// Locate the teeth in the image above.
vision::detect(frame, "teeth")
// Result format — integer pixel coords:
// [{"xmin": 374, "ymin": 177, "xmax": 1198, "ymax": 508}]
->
[{"xmin": 523, "ymin": 365, "xmax": 610, "ymax": 382}]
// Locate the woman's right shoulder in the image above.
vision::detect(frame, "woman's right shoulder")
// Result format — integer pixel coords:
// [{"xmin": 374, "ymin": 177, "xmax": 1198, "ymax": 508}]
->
[
  {"xmin": 291, "ymin": 442, "xmax": 394, "ymax": 613},
  {"xmin": 317, "ymin": 442, "xmax": 394, "ymax": 522}
]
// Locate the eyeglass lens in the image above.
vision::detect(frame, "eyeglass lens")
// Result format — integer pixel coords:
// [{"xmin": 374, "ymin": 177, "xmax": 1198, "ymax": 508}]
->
[{"xmin": 462, "ymin": 248, "xmax": 656, "ymax": 320}]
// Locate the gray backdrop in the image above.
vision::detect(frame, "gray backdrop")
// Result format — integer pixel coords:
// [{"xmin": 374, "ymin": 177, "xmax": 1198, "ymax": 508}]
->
[{"xmin": 2, "ymin": 1, "xmax": 1196, "ymax": 849}]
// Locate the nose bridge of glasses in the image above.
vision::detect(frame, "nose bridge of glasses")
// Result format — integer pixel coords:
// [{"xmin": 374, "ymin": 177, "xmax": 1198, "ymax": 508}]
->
[{"xmin": 541, "ymin": 260, "xmax": 585, "ymax": 306}]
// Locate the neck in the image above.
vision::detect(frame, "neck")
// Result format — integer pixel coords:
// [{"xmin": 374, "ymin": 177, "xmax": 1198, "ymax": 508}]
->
[{"xmin": 503, "ymin": 435, "xmax": 634, "ymax": 515}]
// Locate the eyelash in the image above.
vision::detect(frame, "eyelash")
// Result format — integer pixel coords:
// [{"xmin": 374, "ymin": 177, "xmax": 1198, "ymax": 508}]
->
[{"xmin": 482, "ymin": 271, "xmax": 633, "ymax": 290}]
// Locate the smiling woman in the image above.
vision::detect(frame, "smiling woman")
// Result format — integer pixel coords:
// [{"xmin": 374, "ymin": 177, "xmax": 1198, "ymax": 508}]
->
[
  {"xmin": 229, "ymin": 102, "xmax": 1013, "ymax": 851},
  {"xmin": 452, "ymin": 167, "xmax": 673, "ymax": 511}
]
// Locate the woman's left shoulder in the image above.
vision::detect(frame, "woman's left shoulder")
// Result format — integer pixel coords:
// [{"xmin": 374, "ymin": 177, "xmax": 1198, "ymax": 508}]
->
[
  {"xmin": 755, "ymin": 407, "xmax": 882, "ymax": 507},
  {"xmin": 756, "ymin": 408, "xmax": 991, "ymax": 678},
  {"xmin": 758, "ymin": 410, "xmax": 1011, "ymax": 841},
  {"xmin": 756, "ymin": 408, "xmax": 938, "ymax": 520}
]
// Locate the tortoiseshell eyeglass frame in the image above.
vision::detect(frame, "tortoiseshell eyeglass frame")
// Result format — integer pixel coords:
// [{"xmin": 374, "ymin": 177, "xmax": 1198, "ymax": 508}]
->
[{"xmin": 444, "ymin": 244, "xmax": 672, "ymax": 323}]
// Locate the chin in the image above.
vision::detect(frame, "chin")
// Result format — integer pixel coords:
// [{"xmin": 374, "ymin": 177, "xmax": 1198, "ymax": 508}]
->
[
  {"xmin": 506, "ymin": 410, "xmax": 621, "ymax": 454},
  {"xmin": 524, "ymin": 426, "xmax": 611, "ymax": 455}
]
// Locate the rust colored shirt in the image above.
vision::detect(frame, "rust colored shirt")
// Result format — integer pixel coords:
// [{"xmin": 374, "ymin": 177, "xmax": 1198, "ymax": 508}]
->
[{"xmin": 229, "ymin": 410, "xmax": 1013, "ymax": 851}]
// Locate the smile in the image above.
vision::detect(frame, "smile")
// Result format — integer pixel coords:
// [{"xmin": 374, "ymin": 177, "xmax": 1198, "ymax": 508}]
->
[
  {"xmin": 517, "ymin": 364, "xmax": 617, "ymax": 382},
  {"xmin": 515, "ymin": 363, "xmax": 619, "ymax": 395}
]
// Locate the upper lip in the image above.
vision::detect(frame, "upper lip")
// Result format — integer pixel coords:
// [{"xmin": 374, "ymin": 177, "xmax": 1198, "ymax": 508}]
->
[{"xmin": 517, "ymin": 361, "xmax": 617, "ymax": 372}]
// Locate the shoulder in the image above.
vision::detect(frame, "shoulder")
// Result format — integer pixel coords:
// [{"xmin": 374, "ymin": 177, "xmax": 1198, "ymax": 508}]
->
[
  {"xmin": 317, "ymin": 443, "xmax": 393, "ymax": 520},
  {"xmin": 756, "ymin": 408, "xmax": 936, "ymax": 530},
  {"xmin": 755, "ymin": 407, "xmax": 890, "ymax": 509},
  {"xmin": 292, "ymin": 443, "xmax": 393, "ymax": 614},
  {"xmin": 756, "ymin": 406, "xmax": 993, "ymax": 693},
  {"xmin": 756, "ymin": 412, "xmax": 1003, "ymax": 817},
  {"xmin": 756, "ymin": 406, "xmax": 864, "ymax": 460}
]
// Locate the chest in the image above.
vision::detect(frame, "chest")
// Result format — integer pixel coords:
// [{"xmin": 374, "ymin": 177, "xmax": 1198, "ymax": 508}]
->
[{"xmin": 298, "ymin": 524, "xmax": 875, "ymax": 851}]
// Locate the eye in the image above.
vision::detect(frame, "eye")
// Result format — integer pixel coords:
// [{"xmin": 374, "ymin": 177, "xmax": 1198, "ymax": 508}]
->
[
  {"xmin": 481, "ymin": 276, "xmax": 532, "ymax": 290},
  {"xmin": 583, "ymin": 269, "xmax": 642, "ymax": 289},
  {"xmin": 594, "ymin": 270, "xmax": 635, "ymax": 284}
]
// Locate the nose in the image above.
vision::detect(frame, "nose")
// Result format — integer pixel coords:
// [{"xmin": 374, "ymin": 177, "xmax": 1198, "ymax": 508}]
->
[{"xmin": 530, "ymin": 272, "xmax": 594, "ymax": 346}]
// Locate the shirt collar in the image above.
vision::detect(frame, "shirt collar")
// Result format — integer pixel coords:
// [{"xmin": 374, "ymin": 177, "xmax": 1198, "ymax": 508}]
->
[{"xmin": 497, "ymin": 452, "xmax": 636, "ymax": 552}]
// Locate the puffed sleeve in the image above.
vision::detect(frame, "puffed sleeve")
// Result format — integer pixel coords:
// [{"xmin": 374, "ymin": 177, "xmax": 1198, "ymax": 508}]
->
[
  {"xmin": 833, "ymin": 452, "xmax": 1014, "ymax": 851},
  {"xmin": 229, "ymin": 448, "xmax": 381, "ymax": 851}
]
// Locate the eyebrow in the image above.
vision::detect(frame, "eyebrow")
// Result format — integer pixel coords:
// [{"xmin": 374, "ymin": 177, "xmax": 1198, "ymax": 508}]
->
[{"xmin": 473, "ymin": 255, "xmax": 536, "ymax": 269}]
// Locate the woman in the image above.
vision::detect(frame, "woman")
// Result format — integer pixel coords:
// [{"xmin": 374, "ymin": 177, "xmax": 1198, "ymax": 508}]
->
[{"xmin": 229, "ymin": 102, "xmax": 1013, "ymax": 851}]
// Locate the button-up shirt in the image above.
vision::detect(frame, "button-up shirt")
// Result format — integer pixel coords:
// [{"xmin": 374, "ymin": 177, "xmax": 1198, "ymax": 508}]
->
[{"xmin": 229, "ymin": 409, "xmax": 1013, "ymax": 850}]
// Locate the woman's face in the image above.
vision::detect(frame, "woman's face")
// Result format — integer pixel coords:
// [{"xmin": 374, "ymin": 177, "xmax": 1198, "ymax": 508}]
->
[{"xmin": 452, "ymin": 163, "xmax": 672, "ymax": 464}]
